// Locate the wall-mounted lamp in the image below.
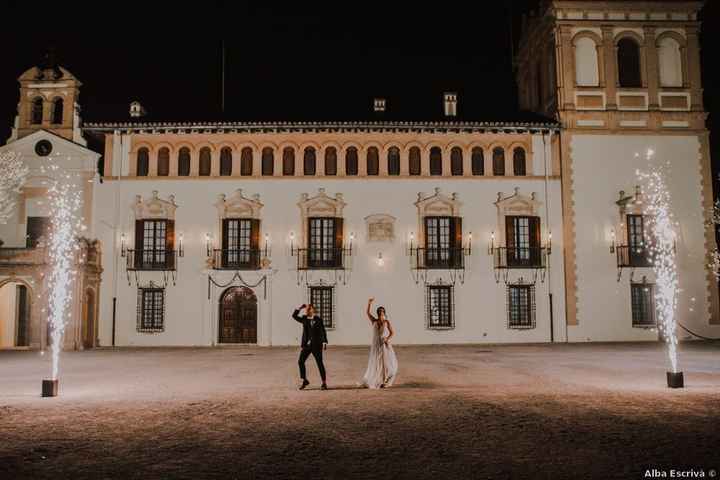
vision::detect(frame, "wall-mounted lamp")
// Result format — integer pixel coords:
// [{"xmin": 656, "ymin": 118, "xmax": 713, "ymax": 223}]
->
[
  {"xmin": 205, "ymin": 233, "xmax": 212, "ymax": 257},
  {"xmin": 466, "ymin": 232, "xmax": 473, "ymax": 255},
  {"xmin": 488, "ymin": 231, "xmax": 495, "ymax": 255},
  {"xmin": 264, "ymin": 233, "xmax": 271, "ymax": 256},
  {"xmin": 120, "ymin": 233, "xmax": 127, "ymax": 257},
  {"xmin": 547, "ymin": 231, "xmax": 552, "ymax": 255},
  {"xmin": 610, "ymin": 229, "xmax": 616, "ymax": 254},
  {"xmin": 407, "ymin": 231, "xmax": 416, "ymax": 256},
  {"xmin": 349, "ymin": 232, "xmax": 355, "ymax": 252},
  {"xmin": 178, "ymin": 232, "xmax": 185, "ymax": 258},
  {"xmin": 377, "ymin": 252, "xmax": 384, "ymax": 267}
]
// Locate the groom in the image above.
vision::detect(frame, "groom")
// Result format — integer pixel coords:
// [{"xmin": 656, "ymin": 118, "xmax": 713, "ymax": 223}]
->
[{"xmin": 292, "ymin": 304, "xmax": 328, "ymax": 390}]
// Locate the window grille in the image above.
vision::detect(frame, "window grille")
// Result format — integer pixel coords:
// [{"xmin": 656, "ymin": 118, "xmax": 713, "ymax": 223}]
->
[
  {"xmin": 426, "ymin": 284, "xmax": 455, "ymax": 329},
  {"xmin": 631, "ymin": 283, "xmax": 656, "ymax": 328},
  {"xmin": 507, "ymin": 284, "xmax": 536, "ymax": 329},
  {"xmin": 137, "ymin": 286, "xmax": 165, "ymax": 332},
  {"xmin": 308, "ymin": 285, "xmax": 335, "ymax": 329}
]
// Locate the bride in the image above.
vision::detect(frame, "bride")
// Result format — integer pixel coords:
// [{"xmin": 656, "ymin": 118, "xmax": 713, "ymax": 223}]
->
[{"xmin": 360, "ymin": 298, "xmax": 398, "ymax": 389}]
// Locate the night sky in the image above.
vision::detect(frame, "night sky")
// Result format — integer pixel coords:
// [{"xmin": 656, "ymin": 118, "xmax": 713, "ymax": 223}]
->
[{"xmin": 1, "ymin": 1, "xmax": 719, "ymax": 185}]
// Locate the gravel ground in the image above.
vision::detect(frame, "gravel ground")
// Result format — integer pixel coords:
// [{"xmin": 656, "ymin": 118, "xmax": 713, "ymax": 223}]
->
[{"xmin": 1, "ymin": 342, "xmax": 719, "ymax": 479}]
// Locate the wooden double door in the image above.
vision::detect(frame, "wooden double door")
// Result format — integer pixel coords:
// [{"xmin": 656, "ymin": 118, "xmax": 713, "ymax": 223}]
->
[{"xmin": 219, "ymin": 287, "xmax": 257, "ymax": 344}]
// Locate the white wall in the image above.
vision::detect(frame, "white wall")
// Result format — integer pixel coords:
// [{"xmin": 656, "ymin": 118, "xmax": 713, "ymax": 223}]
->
[
  {"xmin": 93, "ymin": 176, "xmax": 566, "ymax": 346},
  {"xmin": 569, "ymin": 134, "xmax": 718, "ymax": 342}
]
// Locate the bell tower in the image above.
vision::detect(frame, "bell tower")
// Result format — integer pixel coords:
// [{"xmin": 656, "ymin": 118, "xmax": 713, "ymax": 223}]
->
[{"xmin": 12, "ymin": 51, "xmax": 83, "ymax": 143}]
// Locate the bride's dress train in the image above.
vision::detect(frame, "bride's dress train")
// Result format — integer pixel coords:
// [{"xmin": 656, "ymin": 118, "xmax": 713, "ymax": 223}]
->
[{"xmin": 360, "ymin": 321, "xmax": 398, "ymax": 389}]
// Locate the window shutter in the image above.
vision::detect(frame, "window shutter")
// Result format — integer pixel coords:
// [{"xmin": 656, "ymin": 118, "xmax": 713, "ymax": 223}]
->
[
  {"xmin": 134, "ymin": 220, "xmax": 144, "ymax": 269},
  {"xmin": 334, "ymin": 217, "xmax": 344, "ymax": 267},
  {"xmin": 452, "ymin": 216, "xmax": 463, "ymax": 268},
  {"xmin": 250, "ymin": 219, "xmax": 261, "ymax": 269},
  {"xmin": 529, "ymin": 217, "xmax": 541, "ymax": 248},
  {"xmin": 505, "ymin": 217, "xmax": 516, "ymax": 249},
  {"xmin": 165, "ymin": 220, "xmax": 175, "ymax": 269}
]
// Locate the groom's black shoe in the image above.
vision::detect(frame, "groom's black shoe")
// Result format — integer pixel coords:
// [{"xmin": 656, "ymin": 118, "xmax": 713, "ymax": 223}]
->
[
  {"xmin": 299, "ymin": 379, "xmax": 310, "ymax": 390},
  {"xmin": 321, "ymin": 383, "xmax": 328, "ymax": 390}
]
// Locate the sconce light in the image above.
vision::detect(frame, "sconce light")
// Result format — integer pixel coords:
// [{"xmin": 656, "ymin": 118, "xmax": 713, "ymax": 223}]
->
[
  {"xmin": 610, "ymin": 229, "xmax": 616, "ymax": 254},
  {"xmin": 377, "ymin": 252, "xmax": 384, "ymax": 267},
  {"xmin": 349, "ymin": 232, "xmax": 355, "ymax": 251},
  {"xmin": 264, "ymin": 233, "xmax": 271, "ymax": 256},
  {"xmin": 120, "ymin": 233, "xmax": 127, "ymax": 257},
  {"xmin": 178, "ymin": 232, "xmax": 185, "ymax": 257},
  {"xmin": 547, "ymin": 231, "xmax": 552, "ymax": 255},
  {"xmin": 407, "ymin": 231, "xmax": 416, "ymax": 256},
  {"xmin": 488, "ymin": 231, "xmax": 495, "ymax": 255},
  {"xmin": 205, "ymin": 233, "xmax": 212, "ymax": 257},
  {"xmin": 289, "ymin": 231, "xmax": 297, "ymax": 256},
  {"xmin": 466, "ymin": 232, "xmax": 473, "ymax": 255}
]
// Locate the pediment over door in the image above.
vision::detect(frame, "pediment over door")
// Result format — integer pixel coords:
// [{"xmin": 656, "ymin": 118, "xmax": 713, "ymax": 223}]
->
[{"xmin": 134, "ymin": 190, "xmax": 177, "ymax": 220}]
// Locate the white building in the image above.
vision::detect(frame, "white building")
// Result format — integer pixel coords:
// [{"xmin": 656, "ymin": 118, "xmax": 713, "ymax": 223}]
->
[{"xmin": 1, "ymin": 0, "xmax": 718, "ymax": 349}]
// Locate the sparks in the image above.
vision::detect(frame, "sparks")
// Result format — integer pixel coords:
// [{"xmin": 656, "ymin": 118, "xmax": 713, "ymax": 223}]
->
[
  {"xmin": 43, "ymin": 161, "xmax": 84, "ymax": 380},
  {"xmin": 0, "ymin": 151, "xmax": 29, "ymax": 224},
  {"xmin": 637, "ymin": 149, "xmax": 680, "ymax": 373}
]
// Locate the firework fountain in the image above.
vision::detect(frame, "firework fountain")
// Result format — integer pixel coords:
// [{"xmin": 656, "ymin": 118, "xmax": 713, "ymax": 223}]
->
[
  {"xmin": 42, "ymin": 162, "xmax": 84, "ymax": 397},
  {"xmin": 636, "ymin": 149, "xmax": 683, "ymax": 388}
]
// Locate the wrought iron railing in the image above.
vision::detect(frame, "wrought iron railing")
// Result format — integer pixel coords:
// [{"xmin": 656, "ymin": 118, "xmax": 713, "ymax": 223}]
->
[
  {"xmin": 212, "ymin": 248, "xmax": 262, "ymax": 270},
  {"xmin": 0, "ymin": 247, "xmax": 46, "ymax": 266},
  {"xmin": 493, "ymin": 247, "xmax": 548, "ymax": 269},
  {"xmin": 126, "ymin": 249, "xmax": 177, "ymax": 271},
  {"xmin": 410, "ymin": 247, "xmax": 466, "ymax": 270},
  {"xmin": 616, "ymin": 245, "xmax": 652, "ymax": 268},
  {"xmin": 294, "ymin": 247, "xmax": 350, "ymax": 270}
]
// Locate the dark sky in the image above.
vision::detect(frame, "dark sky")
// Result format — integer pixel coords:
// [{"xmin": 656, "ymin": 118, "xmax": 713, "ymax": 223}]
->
[{"xmin": 1, "ymin": 1, "xmax": 719, "ymax": 183}]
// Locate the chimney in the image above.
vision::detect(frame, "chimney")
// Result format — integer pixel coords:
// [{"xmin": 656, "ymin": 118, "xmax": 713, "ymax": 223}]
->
[
  {"xmin": 443, "ymin": 92, "xmax": 457, "ymax": 117},
  {"xmin": 373, "ymin": 97, "xmax": 386, "ymax": 113},
  {"xmin": 130, "ymin": 101, "xmax": 146, "ymax": 118}
]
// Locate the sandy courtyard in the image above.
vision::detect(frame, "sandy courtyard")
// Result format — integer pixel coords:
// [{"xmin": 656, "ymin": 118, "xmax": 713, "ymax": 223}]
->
[{"xmin": 1, "ymin": 342, "xmax": 719, "ymax": 479}]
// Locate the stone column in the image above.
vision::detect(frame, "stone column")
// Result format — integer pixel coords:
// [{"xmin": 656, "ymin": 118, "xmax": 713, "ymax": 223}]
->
[
  {"xmin": 252, "ymin": 149, "xmax": 261, "ymax": 177},
  {"xmin": 685, "ymin": 26, "xmax": 703, "ymax": 111},
  {"xmin": 420, "ymin": 148, "xmax": 430, "ymax": 176},
  {"xmin": 400, "ymin": 149, "xmax": 409, "ymax": 176},
  {"xmin": 559, "ymin": 26, "xmax": 576, "ymax": 111},
  {"xmin": 149, "ymin": 149, "xmax": 158, "ymax": 176},
  {"xmin": 462, "ymin": 147, "xmax": 472, "ymax": 177},
  {"xmin": 602, "ymin": 26, "xmax": 618, "ymax": 110},
  {"xmin": 232, "ymin": 149, "xmax": 241, "ymax": 177},
  {"xmin": 644, "ymin": 27, "xmax": 659, "ymax": 109},
  {"xmin": 211, "ymin": 150, "xmax": 220, "ymax": 176},
  {"xmin": 190, "ymin": 150, "xmax": 199, "ymax": 176}
]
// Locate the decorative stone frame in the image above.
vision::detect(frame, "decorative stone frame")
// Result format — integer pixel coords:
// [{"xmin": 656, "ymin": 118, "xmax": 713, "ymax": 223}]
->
[
  {"xmin": 494, "ymin": 188, "xmax": 543, "ymax": 246},
  {"xmin": 414, "ymin": 188, "xmax": 462, "ymax": 247},
  {"xmin": 133, "ymin": 190, "xmax": 177, "ymax": 221},
  {"xmin": 212, "ymin": 189, "xmax": 264, "ymax": 263},
  {"xmin": 297, "ymin": 188, "xmax": 346, "ymax": 248},
  {"xmin": 655, "ymin": 30, "xmax": 688, "ymax": 89},
  {"xmin": 572, "ymin": 30, "xmax": 606, "ymax": 88},
  {"xmin": 364, "ymin": 214, "xmax": 396, "ymax": 243},
  {"xmin": 614, "ymin": 186, "xmax": 645, "ymax": 246}
]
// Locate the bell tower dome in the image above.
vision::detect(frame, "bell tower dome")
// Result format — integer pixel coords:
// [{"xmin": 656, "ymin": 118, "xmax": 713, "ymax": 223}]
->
[{"xmin": 12, "ymin": 51, "xmax": 83, "ymax": 143}]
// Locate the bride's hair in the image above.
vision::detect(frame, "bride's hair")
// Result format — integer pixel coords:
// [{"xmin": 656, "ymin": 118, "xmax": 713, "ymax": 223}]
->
[{"xmin": 376, "ymin": 306, "xmax": 386, "ymax": 318}]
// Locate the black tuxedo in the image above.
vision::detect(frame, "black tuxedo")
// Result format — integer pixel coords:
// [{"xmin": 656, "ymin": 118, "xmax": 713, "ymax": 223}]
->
[{"xmin": 293, "ymin": 309, "xmax": 328, "ymax": 383}]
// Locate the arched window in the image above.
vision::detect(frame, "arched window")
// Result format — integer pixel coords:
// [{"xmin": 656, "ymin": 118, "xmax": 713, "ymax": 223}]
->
[
  {"xmin": 345, "ymin": 147, "xmax": 358, "ymax": 175},
  {"xmin": 429, "ymin": 147, "xmax": 442, "ymax": 176},
  {"xmin": 574, "ymin": 36, "xmax": 600, "ymax": 86},
  {"xmin": 51, "ymin": 98, "xmax": 64, "ymax": 124},
  {"xmin": 157, "ymin": 147, "xmax": 170, "ymax": 176},
  {"xmin": 388, "ymin": 147, "xmax": 400, "ymax": 176},
  {"xmin": 617, "ymin": 37, "xmax": 642, "ymax": 88},
  {"xmin": 450, "ymin": 147, "xmax": 463, "ymax": 176},
  {"xmin": 261, "ymin": 147, "xmax": 274, "ymax": 176},
  {"xmin": 513, "ymin": 148, "xmax": 527, "ymax": 176},
  {"xmin": 303, "ymin": 147, "xmax": 316, "ymax": 175},
  {"xmin": 492, "ymin": 147, "xmax": 505, "ymax": 176},
  {"xmin": 325, "ymin": 147, "xmax": 337, "ymax": 176},
  {"xmin": 199, "ymin": 147, "xmax": 212, "ymax": 176},
  {"xmin": 178, "ymin": 147, "xmax": 191, "ymax": 176},
  {"xmin": 471, "ymin": 147, "xmax": 484, "ymax": 176},
  {"xmin": 366, "ymin": 147, "xmax": 379, "ymax": 175},
  {"xmin": 31, "ymin": 97, "xmax": 43, "ymax": 125},
  {"xmin": 241, "ymin": 147, "xmax": 253, "ymax": 176},
  {"xmin": 283, "ymin": 147, "xmax": 295, "ymax": 175},
  {"xmin": 409, "ymin": 147, "xmax": 421, "ymax": 175},
  {"xmin": 137, "ymin": 148, "xmax": 149, "ymax": 176},
  {"xmin": 658, "ymin": 37, "xmax": 683, "ymax": 87},
  {"xmin": 220, "ymin": 147, "xmax": 233, "ymax": 176}
]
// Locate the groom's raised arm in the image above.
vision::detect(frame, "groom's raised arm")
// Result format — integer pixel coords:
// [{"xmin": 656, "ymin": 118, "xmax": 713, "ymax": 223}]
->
[{"xmin": 292, "ymin": 305, "xmax": 305, "ymax": 323}]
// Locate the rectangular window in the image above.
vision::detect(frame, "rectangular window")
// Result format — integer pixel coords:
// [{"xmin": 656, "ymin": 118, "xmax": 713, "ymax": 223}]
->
[
  {"xmin": 309, "ymin": 286, "xmax": 334, "ymax": 329},
  {"xmin": 627, "ymin": 214, "xmax": 650, "ymax": 267},
  {"xmin": 137, "ymin": 287, "xmax": 165, "ymax": 332},
  {"xmin": 427, "ymin": 285, "xmax": 454, "ymax": 329},
  {"xmin": 222, "ymin": 219, "xmax": 259, "ymax": 269},
  {"xmin": 505, "ymin": 216, "xmax": 541, "ymax": 267},
  {"xmin": 135, "ymin": 219, "xmax": 174, "ymax": 269},
  {"xmin": 26, "ymin": 216, "xmax": 50, "ymax": 248},
  {"xmin": 308, "ymin": 217, "xmax": 342, "ymax": 268},
  {"xmin": 507, "ymin": 284, "xmax": 536, "ymax": 329},
  {"xmin": 631, "ymin": 283, "xmax": 656, "ymax": 328},
  {"xmin": 424, "ymin": 216, "xmax": 462, "ymax": 269}
]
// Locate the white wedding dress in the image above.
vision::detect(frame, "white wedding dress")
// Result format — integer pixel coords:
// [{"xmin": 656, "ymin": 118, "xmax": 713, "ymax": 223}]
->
[{"xmin": 360, "ymin": 320, "xmax": 398, "ymax": 389}]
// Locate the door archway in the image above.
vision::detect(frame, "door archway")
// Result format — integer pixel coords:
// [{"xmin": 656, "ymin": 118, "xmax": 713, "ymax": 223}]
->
[
  {"xmin": 219, "ymin": 286, "xmax": 258, "ymax": 344},
  {"xmin": 0, "ymin": 281, "xmax": 31, "ymax": 348}
]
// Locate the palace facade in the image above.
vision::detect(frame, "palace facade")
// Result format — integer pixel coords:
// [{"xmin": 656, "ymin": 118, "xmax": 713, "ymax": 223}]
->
[{"xmin": 1, "ymin": 0, "xmax": 717, "ymax": 348}]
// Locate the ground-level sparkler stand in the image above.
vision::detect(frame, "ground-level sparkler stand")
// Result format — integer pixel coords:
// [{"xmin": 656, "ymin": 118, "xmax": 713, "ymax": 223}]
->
[
  {"xmin": 42, "ymin": 379, "xmax": 59, "ymax": 397},
  {"xmin": 666, "ymin": 371, "xmax": 684, "ymax": 389}
]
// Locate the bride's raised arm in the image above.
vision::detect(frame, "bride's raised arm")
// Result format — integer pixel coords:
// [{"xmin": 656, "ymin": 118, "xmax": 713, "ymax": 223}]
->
[{"xmin": 366, "ymin": 298, "xmax": 377, "ymax": 324}]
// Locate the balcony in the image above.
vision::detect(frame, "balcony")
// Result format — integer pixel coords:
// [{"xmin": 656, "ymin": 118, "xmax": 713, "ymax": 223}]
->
[
  {"xmin": 616, "ymin": 245, "xmax": 652, "ymax": 269},
  {"xmin": 211, "ymin": 248, "xmax": 262, "ymax": 270},
  {"xmin": 294, "ymin": 247, "xmax": 349, "ymax": 270},
  {"xmin": 410, "ymin": 247, "xmax": 466, "ymax": 270},
  {"xmin": 493, "ymin": 247, "xmax": 548, "ymax": 269},
  {"xmin": 126, "ymin": 249, "xmax": 177, "ymax": 271}
]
